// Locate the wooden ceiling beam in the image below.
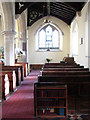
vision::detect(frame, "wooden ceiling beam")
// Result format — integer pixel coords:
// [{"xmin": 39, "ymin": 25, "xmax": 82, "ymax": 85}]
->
[
  {"xmin": 51, "ymin": 13, "xmax": 71, "ymax": 25},
  {"xmin": 51, "ymin": 3, "xmax": 75, "ymax": 14},
  {"xmin": 51, "ymin": 10, "xmax": 74, "ymax": 20},
  {"xmin": 65, "ymin": 2, "xmax": 86, "ymax": 11},
  {"xmin": 54, "ymin": 2, "xmax": 76, "ymax": 11},
  {"xmin": 50, "ymin": 6, "xmax": 75, "ymax": 17}
]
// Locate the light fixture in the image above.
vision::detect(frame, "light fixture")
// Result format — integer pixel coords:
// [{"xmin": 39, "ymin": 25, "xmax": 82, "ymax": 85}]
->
[
  {"xmin": 43, "ymin": 2, "xmax": 51, "ymax": 23},
  {"xmin": 44, "ymin": 19, "xmax": 50, "ymax": 23}
]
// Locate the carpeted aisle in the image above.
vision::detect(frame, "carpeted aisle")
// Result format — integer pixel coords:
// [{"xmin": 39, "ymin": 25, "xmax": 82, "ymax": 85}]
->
[
  {"xmin": 1, "ymin": 70, "xmax": 89, "ymax": 120},
  {"xmin": 2, "ymin": 70, "xmax": 40, "ymax": 120}
]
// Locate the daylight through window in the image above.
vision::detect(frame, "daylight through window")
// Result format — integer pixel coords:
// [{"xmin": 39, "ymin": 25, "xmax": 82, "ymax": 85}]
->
[{"xmin": 36, "ymin": 23, "xmax": 63, "ymax": 51}]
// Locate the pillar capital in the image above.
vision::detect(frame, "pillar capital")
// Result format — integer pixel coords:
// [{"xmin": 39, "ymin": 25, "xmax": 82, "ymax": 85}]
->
[{"xmin": 2, "ymin": 31, "xmax": 16, "ymax": 36}]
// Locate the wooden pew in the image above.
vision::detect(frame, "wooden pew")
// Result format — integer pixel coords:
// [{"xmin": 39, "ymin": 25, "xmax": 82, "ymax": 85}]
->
[
  {"xmin": 14, "ymin": 64, "xmax": 24, "ymax": 81},
  {"xmin": 42, "ymin": 68, "xmax": 89, "ymax": 71},
  {"xmin": 0, "ymin": 74, "xmax": 9, "ymax": 100},
  {"xmin": 38, "ymin": 75, "xmax": 90, "ymax": 84},
  {"xmin": 0, "ymin": 70, "xmax": 16, "ymax": 92},
  {"xmin": 39, "ymin": 61, "xmax": 90, "ymax": 113},
  {"xmin": 43, "ymin": 62, "xmax": 84, "ymax": 68},
  {"xmin": 2, "ymin": 66, "xmax": 21, "ymax": 86},
  {"xmin": 34, "ymin": 82, "xmax": 67, "ymax": 118},
  {"xmin": 15, "ymin": 62, "xmax": 29, "ymax": 77},
  {"xmin": 43, "ymin": 65, "xmax": 84, "ymax": 68},
  {"xmin": 44, "ymin": 62, "xmax": 80, "ymax": 66},
  {"xmin": 42, "ymin": 71, "xmax": 90, "ymax": 76},
  {"xmin": 38, "ymin": 75, "xmax": 90, "ymax": 113}
]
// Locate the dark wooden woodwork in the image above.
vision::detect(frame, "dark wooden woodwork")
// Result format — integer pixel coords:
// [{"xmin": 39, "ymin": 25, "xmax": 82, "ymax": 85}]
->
[
  {"xmin": 0, "ymin": 71, "xmax": 16, "ymax": 92},
  {"xmin": 38, "ymin": 75, "xmax": 90, "ymax": 84},
  {"xmin": 38, "ymin": 61, "xmax": 90, "ymax": 114},
  {"xmin": 43, "ymin": 68, "xmax": 89, "ymax": 71},
  {"xmin": 42, "ymin": 71, "xmax": 90, "ymax": 76},
  {"xmin": 44, "ymin": 65, "xmax": 84, "ymax": 68},
  {"xmin": 0, "ymin": 74, "xmax": 5, "ymax": 100},
  {"xmin": 44, "ymin": 62, "xmax": 78, "ymax": 66},
  {"xmin": 2, "ymin": 66, "xmax": 21, "ymax": 86},
  {"xmin": 30, "ymin": 64, "xmax": 43, "ymax": 70},
  {"xmin": 38, "ymin": 75, "xmax": 90, "ymax": 113},
  {"xmin": 43, "ymin": 62, "xmax": 84, "ymax": 68},
  {"xmin": 15, "ymin": 62, "xmax": 29, "ymax": 77},
  {"xmin": 25, "ymin": 2, "xmax": 86, "ymax": 26},
  {"xmin": 34, "ymin": 83, "xmax": 67, "ymax": 118},
  {"xmin": 15, "ymin": 64, "xmax": 24, "ymax": 81},
  {"xmin": 0, "ymin": 74, "xmax": 9, "ymax": 100}
]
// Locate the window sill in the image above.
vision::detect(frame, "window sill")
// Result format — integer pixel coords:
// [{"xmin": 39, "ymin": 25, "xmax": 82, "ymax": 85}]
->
[{"xmin": 36, "ymin": 49, "xmax": 62, "ymax": 52}]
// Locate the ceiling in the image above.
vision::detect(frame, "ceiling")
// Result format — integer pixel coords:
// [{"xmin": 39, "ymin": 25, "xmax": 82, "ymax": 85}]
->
[{"xmin": 15, "ymin": 2, "xmax": 86, "ymax": 26}]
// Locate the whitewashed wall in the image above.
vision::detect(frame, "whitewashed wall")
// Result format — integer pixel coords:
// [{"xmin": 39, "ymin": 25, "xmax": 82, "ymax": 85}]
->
[
  {"xmin": 70, "ymin": 2, "xmax": 89, "ymax": 68},
  {"xmin": 28, "ymin": 16, "xmax": 70, "ymax": 64}
]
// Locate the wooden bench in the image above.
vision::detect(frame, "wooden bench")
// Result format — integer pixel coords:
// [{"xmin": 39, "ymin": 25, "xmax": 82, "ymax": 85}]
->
[
  {"xmin": 38, "ymin": 75, "xmax": 90, "ymax": 113},
  {"xmin": 44, "ymin": 62, "xmax": 80, "ymax": 66},
  {"xmin": 15, "ymin": 64, "xmax": 24, "ymax": 81},
  {"xmin": 0, "ymin": 70, "xmax": 16, "ymax": 92},
  {"xmin": 15, "ymin": 62, "xmax": 29, "ymax": 77},
  {"xmin": 42, "ymin": 68, "xmax": 89, "ymax": 71},
  {"xmin": 2, "ymin": 66, "xmax": 21, "ymax": 86},
  {"xmin": 38, "ymin": 75, "xmax": 90, "ymax": 84},
  {"xmin": 43, "ymin": 62, "xmax": 84, "ymax": 68},
  {"xmin": 39, "ymin": 61, "xmax": 90, "ymax": 113},
  {"xmin": 38, "ymin": 75, "xmax": 90, "ymax": 94},
  {"xmin": 43, "ymin": 65, "xmax": 84, "ymax": 68},
  {"xmin": 34, "ymin": 82, "xmax": 67, "ymax": 118},
  {"xmin": 42, "ymin": 71, "xmax": 90, "ymax": 76},
  {"xmin": 0, "ymin": 74, "xmax": 9, "ymax": 100}
]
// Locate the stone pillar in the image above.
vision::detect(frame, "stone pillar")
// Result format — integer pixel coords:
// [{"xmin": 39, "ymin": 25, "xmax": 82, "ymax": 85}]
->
[{"xmin": 2, "ymin": 31, "xmax": 16, "ymax": 66}]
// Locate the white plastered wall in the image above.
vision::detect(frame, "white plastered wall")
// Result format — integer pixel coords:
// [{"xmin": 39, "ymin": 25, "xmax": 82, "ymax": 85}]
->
[
  {"xmin": 28, "ymin": 16, "xmax": 70, "ymax": 64},
  {"xmin": 70, "ymin": 2, "xmax": 89, "ymax": 68}
]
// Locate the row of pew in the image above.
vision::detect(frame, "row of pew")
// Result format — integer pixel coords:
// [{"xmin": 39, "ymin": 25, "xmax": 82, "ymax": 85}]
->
[
  {"xmin": 36, "ymin": 60, "xmax": 90, "ymax": 114},
  {"xmin": 0, "ymin": 62, "xmax": 29, "ymax": 101}
]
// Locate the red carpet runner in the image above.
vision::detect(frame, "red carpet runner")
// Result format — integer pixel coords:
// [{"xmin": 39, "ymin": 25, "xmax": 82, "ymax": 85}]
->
[{"xmin": 2, "ymin": 70, "xmax": 40, "ymax": 120}]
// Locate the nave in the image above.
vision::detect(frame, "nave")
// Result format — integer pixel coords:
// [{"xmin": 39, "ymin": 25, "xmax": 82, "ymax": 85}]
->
[{"xmin": 0, "ymin": 70, "xmax": 89, "ymax": 120}]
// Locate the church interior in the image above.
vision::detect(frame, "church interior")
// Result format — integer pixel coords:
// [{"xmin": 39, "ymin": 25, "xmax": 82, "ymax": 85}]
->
[{"xmin": 0, "ymin": 1, "xmax": 90, "ymax": 120}]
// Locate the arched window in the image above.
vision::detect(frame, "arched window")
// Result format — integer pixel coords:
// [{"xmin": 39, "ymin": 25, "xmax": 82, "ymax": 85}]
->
[{"xmin": 36, "ymin": 23, "xmax": 63, "ymax": 51}]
